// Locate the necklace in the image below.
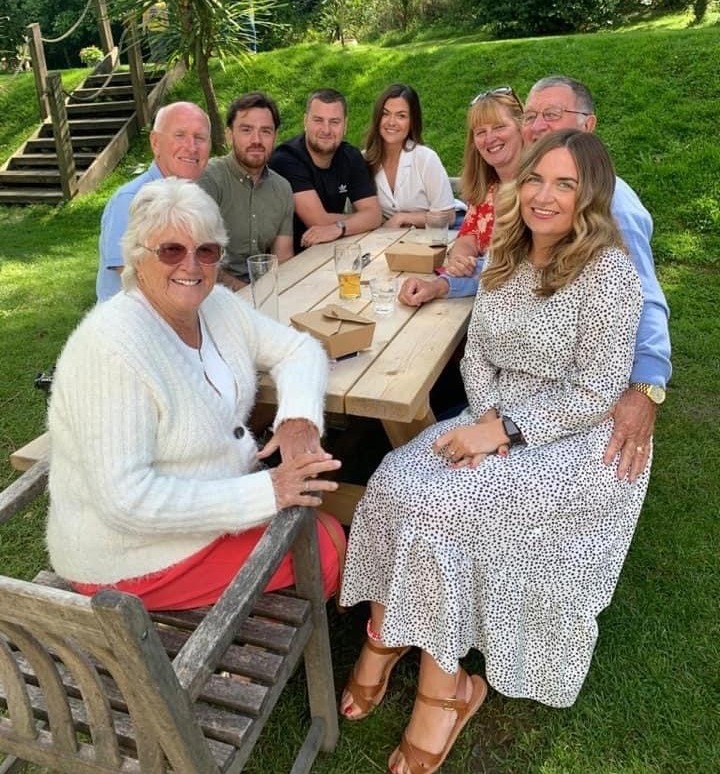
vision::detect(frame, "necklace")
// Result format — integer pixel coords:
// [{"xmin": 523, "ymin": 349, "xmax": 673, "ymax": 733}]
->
[{"xmin": 196, "ymin": 321, "xmax": 221, "ymax": 398}]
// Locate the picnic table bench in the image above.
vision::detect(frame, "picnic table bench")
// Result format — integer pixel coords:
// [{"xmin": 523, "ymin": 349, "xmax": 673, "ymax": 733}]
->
[{"xmin": 0, "ymin": 458, "xmax": 338, "ymax": 773}]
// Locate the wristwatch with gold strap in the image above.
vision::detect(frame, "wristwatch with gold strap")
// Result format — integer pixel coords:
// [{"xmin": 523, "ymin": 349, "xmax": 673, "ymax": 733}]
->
[{"xmin": 630, "ymin": 382, "xmax": 666, "ymax": 405}]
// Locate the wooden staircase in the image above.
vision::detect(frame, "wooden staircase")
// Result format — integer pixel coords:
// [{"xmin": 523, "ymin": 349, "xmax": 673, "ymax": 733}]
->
[{"xmin": 0, "ymin": 68, "xmax": 175, "ymax": 205}]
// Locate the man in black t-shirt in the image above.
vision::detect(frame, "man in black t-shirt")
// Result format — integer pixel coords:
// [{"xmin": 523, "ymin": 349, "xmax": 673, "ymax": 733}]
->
[{"xmin": 270, "ymin": 88, "xmax": 382, "ymax": 253}]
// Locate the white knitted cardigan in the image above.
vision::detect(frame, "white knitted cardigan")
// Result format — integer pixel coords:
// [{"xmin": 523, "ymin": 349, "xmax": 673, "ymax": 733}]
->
[{"xmin": 46, "ymin": 286, "xmax": 327, "ymax": 584}]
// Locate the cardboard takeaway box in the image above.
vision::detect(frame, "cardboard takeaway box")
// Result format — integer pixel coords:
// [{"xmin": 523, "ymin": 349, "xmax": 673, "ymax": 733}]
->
[
  {"xmin": 290, "ymin": 304, "xmax": 376, "ymax": 359},
  {"xmin": 384, "ymin": 241, "xmax": 447, "ymax": 274}
]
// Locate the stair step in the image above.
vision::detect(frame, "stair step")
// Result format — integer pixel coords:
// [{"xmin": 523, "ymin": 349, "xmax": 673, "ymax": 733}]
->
[
  {"xmin": 0, "ymin": 169, "xmax": 72, "ymax": 185},
  {"xmin": 0, "ymin": 187, "xmax": 64, "ymax": 204},
  {"xmin": 66, "ymin": 100, "xmax": 137, "ymax": 117},
  {"xmin": 69, "ymin": 117, "xmax": 131, "ymax": 133},
  {"xmin": 83, "ymin": 71, "xmax": 165, "ymax": 87},
  {"xmin": 70, "ymin": 85, "xmax": 136, "ymax": 101},
  {"xmin": 37, "ymin": 117, "xmax": 128, "ymax": 137},
  {"xmin": 26, "ymin": 135, "xmax": 113, "ymax": 152},
  {"xmin": 8, "ymin": 153, "xmax": 96, "ymax": 170}
]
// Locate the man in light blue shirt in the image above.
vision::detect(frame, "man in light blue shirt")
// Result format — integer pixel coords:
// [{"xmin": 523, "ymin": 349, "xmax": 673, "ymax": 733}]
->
[
  {"xmin": 400, "ymin": 75, "xmax": 671, "ymax": 482},
  {"xmin": 96, "ymin": 101, "xmax": 211, "ymax": 301}
]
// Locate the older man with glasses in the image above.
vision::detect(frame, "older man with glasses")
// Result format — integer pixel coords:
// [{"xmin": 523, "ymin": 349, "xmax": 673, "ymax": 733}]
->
[
  {"xmin": 521, "ymin": 75, "xmax": 670, "ymax": 483},
  {"xmin": 411, "ymin": 75, "xmax": 671, "ymax": 484}
]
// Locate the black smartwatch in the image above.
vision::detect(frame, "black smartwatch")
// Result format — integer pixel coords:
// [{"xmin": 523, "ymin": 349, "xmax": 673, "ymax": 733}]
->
[{"xmin": 501, "ymin": 415, "xmax": 526, "ymax": 447}]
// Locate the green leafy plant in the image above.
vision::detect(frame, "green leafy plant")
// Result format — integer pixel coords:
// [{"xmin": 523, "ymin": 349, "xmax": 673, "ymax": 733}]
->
[{"xmin": 78, "ymin": 45, "xmax": 104, "ymax": 66}]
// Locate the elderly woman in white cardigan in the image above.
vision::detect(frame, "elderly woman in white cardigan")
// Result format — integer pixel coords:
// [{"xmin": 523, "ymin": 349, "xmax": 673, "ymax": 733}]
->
[{"xmin": 46, "ymin": 177, "xmax": 344, "ymax": 609}]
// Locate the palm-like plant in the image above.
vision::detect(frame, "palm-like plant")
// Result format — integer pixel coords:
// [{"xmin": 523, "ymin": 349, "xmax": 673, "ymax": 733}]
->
[{"xmin": 111, "ymin": 0, "xmax": 278, "ymax": 151}]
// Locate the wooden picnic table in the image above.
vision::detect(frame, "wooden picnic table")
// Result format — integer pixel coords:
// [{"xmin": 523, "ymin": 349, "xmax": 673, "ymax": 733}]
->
[
  {"xmin": 246, "ymin": 225, "xmax": 473, "ymax": 445},
  {"xmin": 10, "ymin": 225, "xmax": 473, "ymax": 519}
]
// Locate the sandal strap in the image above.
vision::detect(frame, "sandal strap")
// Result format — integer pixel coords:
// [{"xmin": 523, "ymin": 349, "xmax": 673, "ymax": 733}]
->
[
  {"xmin": 399, "ymin": 734, "xmax": 442, "ymax": 774},
  {"xmin": 364, "ymin": 637, "xmax": 409, "ymax": 657},
  {"xmin": 344, "ymin": 670, "xmax": 382, "ymax": 715},
  {"xmin": 414, "ymin": 689, "xmax": 469, "ymax": 712}
]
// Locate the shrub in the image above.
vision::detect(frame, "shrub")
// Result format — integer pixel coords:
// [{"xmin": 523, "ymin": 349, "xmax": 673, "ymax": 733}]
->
[
  {"xmin": 475, "ymin": 0, "xmax": 623, "ymax": 37},
  {"xmin": 78, "ymin": 45, "xmax": 104, "ymax": 67}
]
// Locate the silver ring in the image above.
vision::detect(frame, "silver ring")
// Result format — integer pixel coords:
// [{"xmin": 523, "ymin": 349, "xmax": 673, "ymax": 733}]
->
[
  {"xmin": 636, "ymin": 445, "xmax": 644, "ymax": 453},
  {"xmin": 301, "ymin": 479, "xmax": 308, "ymax": 493}
]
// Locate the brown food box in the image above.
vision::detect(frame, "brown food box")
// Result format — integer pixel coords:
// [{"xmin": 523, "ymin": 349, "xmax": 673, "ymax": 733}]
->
[
  {"xmin": 384, "ymin": 241, "xmax": 447, "ymax": 273},
  {"xmin": 290, "ymin": 304, "xmax": 376, "ymax": 359}
]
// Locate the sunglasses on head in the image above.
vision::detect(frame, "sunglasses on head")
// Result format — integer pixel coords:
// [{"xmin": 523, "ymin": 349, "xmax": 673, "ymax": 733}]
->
[
  {"xmin": 140, "ymin": 242, "xmax": 223, "ymax": 266},
  {"xmin": 470, "ymin": 86, "xmax": 518, "ymax": 105}
]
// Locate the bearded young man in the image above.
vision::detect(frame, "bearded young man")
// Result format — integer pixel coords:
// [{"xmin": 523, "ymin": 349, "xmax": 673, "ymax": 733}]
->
[{"xmin": 198, "ymin": 92, "xmax": 294, "ymax": 291}]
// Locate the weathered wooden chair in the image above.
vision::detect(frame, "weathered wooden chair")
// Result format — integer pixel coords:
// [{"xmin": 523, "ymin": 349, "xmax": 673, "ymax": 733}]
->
[{"xmin": 0, "ymin": 458, "xmax": 339, "ymax": 773}]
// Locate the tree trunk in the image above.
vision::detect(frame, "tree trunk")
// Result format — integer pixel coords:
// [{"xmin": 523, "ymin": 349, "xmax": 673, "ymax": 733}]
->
[{"xmin": 196, "ymin": 46, "xmax": 224, "ymax": 153}]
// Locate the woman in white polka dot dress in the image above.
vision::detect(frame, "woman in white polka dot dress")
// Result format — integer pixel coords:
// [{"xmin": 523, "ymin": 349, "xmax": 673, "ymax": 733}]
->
[{"xmin": 339, "ymin": 129, "xmax": 652, "ymax": 774}]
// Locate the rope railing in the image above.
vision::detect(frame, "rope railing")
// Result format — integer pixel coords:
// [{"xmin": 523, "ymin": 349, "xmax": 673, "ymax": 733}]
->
[
  {"xmin": 40, "ymin": 0, "xmax": 94, "ymax": 44},
  {"xmin": 60, "ymin": 26, "xmax": 136, "ymax": 101}
]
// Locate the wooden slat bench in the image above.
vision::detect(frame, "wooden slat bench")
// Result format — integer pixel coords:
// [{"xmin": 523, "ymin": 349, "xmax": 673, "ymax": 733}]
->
[{"xmin": 0, "ymin": 459, "xmax": 338, "ymax": 773}]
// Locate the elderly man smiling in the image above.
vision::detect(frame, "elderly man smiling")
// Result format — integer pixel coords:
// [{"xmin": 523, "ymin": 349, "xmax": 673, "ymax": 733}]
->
[{"xmin": 96, "ymin": 101, "xmax": 211, "ymax": 301}]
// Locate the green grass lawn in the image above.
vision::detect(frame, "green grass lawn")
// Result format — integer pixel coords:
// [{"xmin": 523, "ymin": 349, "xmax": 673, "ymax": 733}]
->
[{"xmin": 1, "ymin": 14, "xmax": 719, "ymax": 774}]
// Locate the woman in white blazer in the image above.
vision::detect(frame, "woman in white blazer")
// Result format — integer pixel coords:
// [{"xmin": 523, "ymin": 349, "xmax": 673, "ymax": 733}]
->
[{"xmin": 364, "ymin": 83, "xmax": 455, "ymax": 229}]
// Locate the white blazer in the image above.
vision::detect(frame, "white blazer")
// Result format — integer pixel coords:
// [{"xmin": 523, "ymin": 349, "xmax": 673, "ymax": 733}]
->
[{"xmin": 375, "ymin": 143, "xmax": 454, "ymax": 219}]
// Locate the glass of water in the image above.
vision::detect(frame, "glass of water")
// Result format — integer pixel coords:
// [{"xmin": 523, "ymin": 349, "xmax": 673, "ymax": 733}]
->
[
  {"xmin": 247, "ymin": 253, "xmax": 279, "ymax": 320},
  {"xmin": 369, "ymin": 276, "xmax": 398, "ymax": 316}
]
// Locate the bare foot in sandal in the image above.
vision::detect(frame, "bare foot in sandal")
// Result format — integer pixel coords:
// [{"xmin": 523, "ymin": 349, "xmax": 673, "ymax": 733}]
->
[
  {"xmin": 388, "ymin": 663, "xmax": 487, "ymax": 774},
  {"xmin": 340, "ymin": 620, "xmax": 411, "ymax": 720}
]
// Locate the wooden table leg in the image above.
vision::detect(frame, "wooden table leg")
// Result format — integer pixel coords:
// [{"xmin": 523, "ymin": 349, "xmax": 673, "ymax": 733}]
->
[
  {"xmin": 321, "ymin": 482, "xmax": 366, "ymax": 526},
  {"xmin": 381, "ymin": 408, "xmax": 436, "ymax": 449}
]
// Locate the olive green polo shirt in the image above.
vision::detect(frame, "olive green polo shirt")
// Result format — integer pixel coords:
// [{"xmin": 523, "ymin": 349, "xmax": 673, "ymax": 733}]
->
[{"xmin": 198, "ymin": 153, "xmax": 294, "ymax": 281}]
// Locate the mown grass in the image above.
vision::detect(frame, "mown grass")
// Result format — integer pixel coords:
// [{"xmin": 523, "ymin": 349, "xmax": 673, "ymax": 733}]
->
[{"xmin": 1, "ymin": 16, "xmax": 719, "ymax": 774}]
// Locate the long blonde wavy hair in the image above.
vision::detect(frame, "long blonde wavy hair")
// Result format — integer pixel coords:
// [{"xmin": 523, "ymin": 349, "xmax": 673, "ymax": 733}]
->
[
  {"xmin": 460, "ymin": 89, "xmax": 524, "ymax": 205},
  {"xmin": 482, "ymin": 129, "xmax": 624, "ymax": 297}
]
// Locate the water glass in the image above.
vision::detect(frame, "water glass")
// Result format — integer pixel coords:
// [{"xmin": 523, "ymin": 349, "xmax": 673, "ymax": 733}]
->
[
  {"xmin": 334, "ymin": 243, "xmax": 362, "ymax": 300},
  {"xmin": 369, "ymin": 276, "xmax": 397, "ymax": 316},
  {"xmin": 247, "ymin": 253, "xmax": 279, "ymax": 320},
  {"xmin": 425, "ymin": 210, "xmax": 449, "ymax": 247}
]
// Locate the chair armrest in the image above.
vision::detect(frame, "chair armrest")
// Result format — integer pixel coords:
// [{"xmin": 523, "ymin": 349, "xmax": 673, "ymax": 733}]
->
[
  {"xmin": 173, "ymin": 505, "xmax": 311, "ymax": 700},
  {"xmin": 0, "ymin": 455, "xmax": 49, "ymax": 526}
]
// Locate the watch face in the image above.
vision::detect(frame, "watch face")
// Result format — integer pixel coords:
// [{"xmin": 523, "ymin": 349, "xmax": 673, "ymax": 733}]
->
[{"xmin": 648, "ymin": 385, "xmax": 666, "ymax": 404}]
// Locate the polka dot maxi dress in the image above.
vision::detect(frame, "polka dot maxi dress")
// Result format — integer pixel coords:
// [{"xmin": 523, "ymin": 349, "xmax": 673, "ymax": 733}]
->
[{"xmin": 340, "ymin": 248, "xmax": 651, "ymax": 708}]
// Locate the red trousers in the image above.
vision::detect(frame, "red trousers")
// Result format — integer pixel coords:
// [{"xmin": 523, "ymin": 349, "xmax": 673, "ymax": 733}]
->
[{"xmin": 73, "ymin": 513, "xmax": 345, "ymax": 611}]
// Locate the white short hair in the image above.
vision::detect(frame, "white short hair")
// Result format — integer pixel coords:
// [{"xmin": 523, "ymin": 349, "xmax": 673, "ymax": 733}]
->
[{"xmin": 121, "ymin": 177, "xmax": 228, "ymax": 290}]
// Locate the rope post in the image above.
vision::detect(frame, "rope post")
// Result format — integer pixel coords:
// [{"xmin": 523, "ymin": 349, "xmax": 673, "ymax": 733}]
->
[
  {"xmin": 126, "ymin": 18, "xmax": 150, "ymax": 129},
  {"xmin": 94, "ymin": 0, "xmax": 114, "ymax": 55},
  {"xmin": 26, "ymin": 23, "xmax": 49, "ymax": 120},
  {"xmin": 46, "ymin": 72, "xmax": 78, "ymax": 201}
]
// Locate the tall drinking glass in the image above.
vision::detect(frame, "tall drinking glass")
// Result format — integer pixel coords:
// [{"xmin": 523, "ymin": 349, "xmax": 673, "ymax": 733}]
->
[
  {"xmin": 334, "ymin": 243, "xmax": 362, "ymax": 300},
  {"xmin": 247, "ymin": 253, "xmax": 279, "ymax": 320},
  {"xmin": 425, "ymin": 210, "xmax": 449, "ymax": 247}
]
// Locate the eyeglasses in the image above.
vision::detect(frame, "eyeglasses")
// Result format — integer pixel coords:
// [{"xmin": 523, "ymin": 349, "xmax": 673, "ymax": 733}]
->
[
  {"xmin": 140, "ymin": 242, "xmax": 223, "ymax": 266},
  {"xmin": 470, "ymin": 86, "xmax": 518, "ymax": 105},
  {"xmin": 521, "ymin": 106, "xmax": 591, "ymax": 126}
]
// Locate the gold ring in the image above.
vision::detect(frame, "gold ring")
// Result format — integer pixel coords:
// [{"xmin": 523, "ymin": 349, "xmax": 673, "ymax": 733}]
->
[{"xmin": 636, "ymin": 445, "xmax": 644, "ymax": 453}]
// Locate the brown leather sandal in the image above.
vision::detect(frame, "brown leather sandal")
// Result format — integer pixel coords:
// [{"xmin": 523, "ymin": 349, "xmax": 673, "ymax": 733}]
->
[
  {"xmin": 341, "ymin": 637, "xmax": 412, "ymax": 721},
  {"xmin": 393, "ymin": 671, "xmax": 488, "ymax": 773}
]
